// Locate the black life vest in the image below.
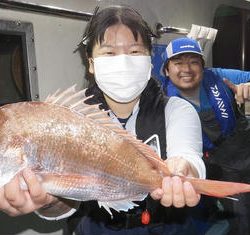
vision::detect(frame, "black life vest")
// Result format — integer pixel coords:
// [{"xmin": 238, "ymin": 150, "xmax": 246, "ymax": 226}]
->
[{"xmin": 85, "ymin": 78, "xmax": 168, "ymax": 159}]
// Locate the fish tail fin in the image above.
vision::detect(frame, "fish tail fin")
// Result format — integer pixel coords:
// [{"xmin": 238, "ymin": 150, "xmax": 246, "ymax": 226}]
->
[{"xmin": 183, "ymin": 176, "xmax": 250, "ymax": 198}]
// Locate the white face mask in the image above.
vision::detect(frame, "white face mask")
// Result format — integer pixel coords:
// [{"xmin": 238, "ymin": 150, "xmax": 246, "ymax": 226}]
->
[{"xmin": 93, "ymin": 54, "xmax": 151, "ymax": 103}]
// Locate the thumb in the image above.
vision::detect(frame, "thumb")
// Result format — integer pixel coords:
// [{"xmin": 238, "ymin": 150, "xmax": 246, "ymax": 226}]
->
[{"xmin": 223, "ymin": 78, "xmax": 237, "ymax": 94}]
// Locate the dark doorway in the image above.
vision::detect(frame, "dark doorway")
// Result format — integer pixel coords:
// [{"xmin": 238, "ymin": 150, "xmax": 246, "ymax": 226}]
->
[
  {"xmin": 0, "ymin": 33, "xmax": 28, "ymax": 105},
  {"xmin": 213, "ymin": 5, "xmax": 250, "ymax": 70},
  {"xmin": 0, "ymin": 19, "xmax": 39, "ymax": 106},
  {"xmin": 213, "ymin": 5, "xmax": 250, "ymax": 115}
]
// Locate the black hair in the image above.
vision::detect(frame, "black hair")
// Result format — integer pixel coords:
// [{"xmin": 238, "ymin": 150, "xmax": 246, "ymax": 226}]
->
[{"xmin": 81, "ymin": 5, "xmax": 156, "ymax": 58}]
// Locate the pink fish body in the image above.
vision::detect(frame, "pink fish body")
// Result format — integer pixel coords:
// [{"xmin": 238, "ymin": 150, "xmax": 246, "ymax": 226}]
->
[
  {"xmin": 0, "ymin": 86, "xmax": 250, "ymax": 214},
  {"xmin": 0, "ymin": 87, "xmax": 170, "ymax": 213}
]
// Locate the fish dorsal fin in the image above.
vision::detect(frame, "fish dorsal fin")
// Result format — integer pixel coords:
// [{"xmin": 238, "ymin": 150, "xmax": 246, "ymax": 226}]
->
[
  {"xmin": 45, "ymin": 85, "xmax": 88, "ymax": 107},
  {"xmin": 45, "ymin": 86, "xmax": 170, "ymax": 175},
  {"xmin": 44, "ymin": 85, "xmax": 127, "ymax": 128}
]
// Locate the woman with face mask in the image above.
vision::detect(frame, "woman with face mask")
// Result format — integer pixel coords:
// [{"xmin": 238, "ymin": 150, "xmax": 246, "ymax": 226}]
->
[
  {"xmin": 0, "ymin": 5, "xmax": 205, "ymax": 235},
  {"xmin": 66, "ymin": 5, "xmax": 205, "ymax": 235}
]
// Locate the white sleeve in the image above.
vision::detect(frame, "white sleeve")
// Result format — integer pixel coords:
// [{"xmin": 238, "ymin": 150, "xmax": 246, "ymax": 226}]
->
[{"xmin": 165, "ymin": 97, "xmax": 206, "ymax": 179}]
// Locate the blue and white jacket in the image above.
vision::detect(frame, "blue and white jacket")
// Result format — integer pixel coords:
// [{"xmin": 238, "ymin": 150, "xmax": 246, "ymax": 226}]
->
[{"xmin": 165, "ymin": 68, "xmax": 250, "ymax": 151}]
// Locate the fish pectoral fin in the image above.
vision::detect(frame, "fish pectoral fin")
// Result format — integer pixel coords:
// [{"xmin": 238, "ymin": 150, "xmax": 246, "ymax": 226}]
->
[{"xmin": 98, "ymin": 193, "xmax": 148, "ymax": 216}]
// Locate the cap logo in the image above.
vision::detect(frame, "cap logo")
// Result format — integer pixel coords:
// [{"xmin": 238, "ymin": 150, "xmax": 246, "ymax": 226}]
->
[{"xmin": 180, "ymin": 45, "xmax": 195, "ymax": 49}]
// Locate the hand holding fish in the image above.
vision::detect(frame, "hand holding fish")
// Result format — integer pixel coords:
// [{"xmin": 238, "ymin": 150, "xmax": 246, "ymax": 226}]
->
[
  {"xmin": 150, "ymin": 157, "xmax": 200, "ymax": 208},
  {"xmin": 0, "ymin": 168, "xmax": 56, "ymax": 216}
]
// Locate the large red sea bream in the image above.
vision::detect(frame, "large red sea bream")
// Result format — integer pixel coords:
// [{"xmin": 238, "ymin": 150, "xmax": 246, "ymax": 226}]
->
[{"xmin": 0, "ymin": 86, "xmax": 250, "ymax": 214}]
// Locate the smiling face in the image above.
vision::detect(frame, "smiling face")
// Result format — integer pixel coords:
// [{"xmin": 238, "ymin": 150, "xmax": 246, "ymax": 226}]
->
[{"xmin": 165, "ymin": 53, "xmax": 204, "ymax": 93}]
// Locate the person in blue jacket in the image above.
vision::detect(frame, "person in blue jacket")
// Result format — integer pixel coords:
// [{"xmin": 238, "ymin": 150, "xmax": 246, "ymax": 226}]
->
[
  {"xmin": 163, "ymin": 37, "xmax": 250, "ymax": 152},
  {"xmin": 162, "ymin": 37, "xmax": 250, "ymax": 235}
]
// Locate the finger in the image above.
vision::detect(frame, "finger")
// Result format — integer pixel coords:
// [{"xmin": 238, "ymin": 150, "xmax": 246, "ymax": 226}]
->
[
  {"xmin": 10, "ymin": 169, "xmax": 54, "ymax": 214},
  {"xmin": 172, "ymin": 176, "xmax": 185, "ymax": 208},
  {"xmin": 23, "ymin": 168, "xmax": 47, "ymax": 205},
  {"xmin": 234, "ymin": 94, "xmax": 242, "ymax": 106},
  {"xmin": 223, "ymin": 78, "xmax": 237, "ymax": 94},
  {"xmin": 236, "ymin": 84, "xmax": 244, "ymax": 104},
  {"xmin": 0, "ymin": 199, "xmax": 22, "ymax": 217},
  {"xmin": 183, "ymin": 181, "xmax": 200, "ymax": 207},
  {"xmin": 24, "ymin": 169, "xmax": 56, "ymax": 207},
  {"xmin": 150, "ymin": 188, "xmax": 164, "ymax": 200},
  {"xmin": 160, "ymin": 177, "xmax": 173, "ymax": 207},
  {"xmin": 0, "ymin": 182, "xmax": 23, "ymax": 216},
  {"xmin": 4, "ymin": 176, "xmax": 36, "ymax": 215},
  {"xmin": 4, "ymin": 175, "xmax": 27, "ymax": 209},
  {"xmin": 243, "ymin": 85, "xmax": 250, "ymax": 100},
  {"xmin": 1, "ymin": 205, "xmax": 21, "ymax": 217},
  {"xmin": 0, "ymin": 186, "xmax": 7, "ymax": 210}
]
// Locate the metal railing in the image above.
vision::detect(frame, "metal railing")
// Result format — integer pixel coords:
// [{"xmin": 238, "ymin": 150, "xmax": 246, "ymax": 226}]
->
[{"xmin": 155, "ymin": 23, "xmax": 189, "ymax": 37}]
